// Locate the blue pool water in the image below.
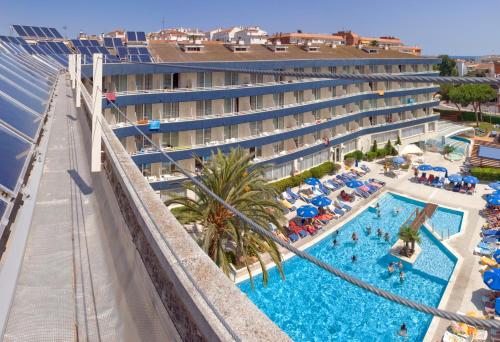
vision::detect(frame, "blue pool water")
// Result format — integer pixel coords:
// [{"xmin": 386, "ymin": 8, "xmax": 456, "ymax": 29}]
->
[
  {"xmin": 427, "ymin": 206, "xmax": 463, "ymax": 239},
  {"xmin": 239, "ymin": 193, "xmax": 460, "ymax": 342}
]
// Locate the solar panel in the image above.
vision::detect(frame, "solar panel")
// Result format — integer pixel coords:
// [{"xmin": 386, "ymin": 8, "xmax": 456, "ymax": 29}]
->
[
  {"xmin": 0, "ymin": 198, "xmax": 7, "ymax": 222},
  {"xmin": 0, "ymin": 64, "xmax": 48, "ymax": 100},
  {"xmin": 126, "ymin": 31, "xmax": 137, "ymax": 41},
  {"xmin": 0, "ymin": 74, "xmax": 46, "ymax": 114},
  {"xmin": 90, "ymin": 40, "xmax": 100, "ymax": 46},
  {"xmin": 47, "ymin": 42, "xmax": 62, "ymax": 54},
  {"xmin": 23, "ymin": 26, "xmax": 36, "ymax": 37},
  {"xmin": 138, "ymin": 55, "xmax": 152, "ymax": 63},
  {"xmin": 56, "ymin": 42, "xmax": 71, "ymax": 54},
  {"xmin": 104, "ymin": 55, "xmax": 120, "ymax": 63},
  {"xmin": 128, "ymin": 55, "xmax": 140, "ymax": 62},
  {"xmin": 478, "ymin": 145, "xmax": 500, "ymax": 160},
  {"xmin": 0, "ymin": 36, "xmax": 9, "ymax": 43},
  {"xmin": 12, "ymin": 25, "xmax": 27, "ymax": 37},
  {"xmin": 0, "ymin": 124, "xmax": 32, "ymax": 192},
  {"xmin": 0, "ymin": 93, "xmax": 42, "ymax": 140},
  {"xmin": 15, "ymin": 37, "xmax": 26, "ymax": 44},
  {"xmin": 116, "ymin": 47, "xmax": 128, "ymax": 58},
  {"xmin": 128, "ymin": 47, "xmax": 139, "ymax": 55},
  {"xmin": 30, "ymin": 45, "xmax": 44, "ymax": 54},
  {"xmin": 49, "ymin": 28, "xmax": 63, "ymax": 39},
  {"xmin": 113, "ymin": 38, "xmax": 123, "ymax": 47},
  {"xmin": 71, "ymin": 39, "xmax": 82, "ymax": 47},
  {"xmin": 136, "ymin": 31, "xmax": 146, "ymax": 42},
  {"xmin": 96, "ymin": 47, "xmax": 110, "ymax": 55},
  {"xmin": 138, "ymin": 47, "xmax": 149, "ymax": 54},
  {"xmin": 81, "ymin": 40, "xmax": 91, "ymax": 47},
  {"xmin": 40, "ymin": 27, "xmax": 54, "ymax": 38},
  {"xmin": 103, "ymin": 37, "xmax": 113, "ymax": 47},
  {"xmin": 76, "ymin": 46, "xmax": 91, "ymax": 55},
  {"xmin": 32, "ymin": 27, "xmax": 45, "ymax": 38},
  {"xmin": 21, "ymin": 44, "xmax": 35, "ymax": 54}
]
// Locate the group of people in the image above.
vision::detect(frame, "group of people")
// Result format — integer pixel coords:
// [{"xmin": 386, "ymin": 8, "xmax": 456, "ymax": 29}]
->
[{"xmin": 388, "ymin": 261, "xmax": 406, "ymax": 283}]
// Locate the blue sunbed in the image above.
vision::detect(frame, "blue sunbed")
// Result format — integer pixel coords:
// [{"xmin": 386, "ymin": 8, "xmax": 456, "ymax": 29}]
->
[
  {"xmin": 288, "ymin": 233, "xmax": 299, "ymax": 242},
  {"xmin": 286, "ymin": 187, "xmax": 300, "ymax": 200},
  {"xmin": 337, "ymin": 201, "xmax": 352, "ymax": 211}
]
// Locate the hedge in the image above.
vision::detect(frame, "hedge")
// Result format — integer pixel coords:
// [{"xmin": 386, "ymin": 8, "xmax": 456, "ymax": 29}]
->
[
  {"xmin": 436, "ymin": 109, "xmax": 500, "ymax": 125},
  {"xmin": 344, "ymin": 150, "xmax": 364, "ymax": 161},
  {"xmin": 471, "ymin": 167, "xmax": 500, "ymax": 181},
  {"xmin": 271, "ymin": 161, "xmax": 341, "ymax": 193}
]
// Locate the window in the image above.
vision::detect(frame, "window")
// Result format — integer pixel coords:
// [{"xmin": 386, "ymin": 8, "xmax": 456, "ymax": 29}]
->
[
  {"xmin": 329, "ymin": 86, "xmax": 336, "ymax": 97},
  {"xmin": 195, "ymin": 128, "xmax": 211, "ymax": 145},
  {"xmin": 312, "ymin": 88, "xmax": 321, "ymax": 100},
  {"xmin": 372, "ymin": 130, "xmax": 398, "ymax": 143},
  {"xmin": 140, "ymin": 163, "xmax": 152, "ymax": 177},
  {"xmin": 312, "ymin": 109, "xmax": 321, "ymax": 121},
  {"xmin": 161, "ymin": 162, "xmax": 177, "ymax": 175},
  {"xmin": 402, "ymin": 125, "xmax": 425, "ymax": 138},
  {"xmin": 249, "ymin": 121, "xmax": 263, "ymax": 136},
  {"xmin": 313, "ymin": 131, "xmax": 321, "ymax": 141},
  {"xmin": 135, "ymin": 74, "xmax": 153, "ymax": 90},
  {"xmin": 224, "ymin": 72, "xmax": 238, "ymax": 86},
  {"xmin": 428, "ymin": 122, "xmax": 436, "ymax": 132},
  {"xmin": 294, "ymin": 113, "xmax": 304, "ymax": 126},
  {"xmin": 312, "ymin": 66, "xmax": 321, "ymax": 73},
  {"xmin": 224, "ymin": 125, "xmax": 238, "ymax": 140},
  {"xmin": 163, "ymin": 103, "xmax": 179, "ymax": 119},
  {"xmin": 197, "ymin": 72, "xmax": 212, "ymax": 87},
  {"xmin": 135, "ymin": 134, "xmax": 153, "ymax": 151},
  {"xmin": 273, "ymin": 117, "xmax": 284, "ymax": 130},
  {"xmin": 250, "ymin": 73, "xmax": 263, "ymax": 84},
  {"xmin": 293, "ymin": 90, "xmax": 304, "ymax": 103},
  {"xmin": 224, "ymin": 98, "xmax": 235, "ymax": 113},
  {"xmin": 135, "ymin": 104, "xmax": 152, "ymax": 121},
  {"xmin": 273, "ymin": 92, "xmax": 284, "ymax": 106},
  {"xmin": 111, "ymin": 75, "xmax": 127, "ymax": 92},
  {"xmin": 273, "ymin": 141, "xmax": 285, "ymax": 154},
  {"xmin": 344, "ymin": 139, "xmax": 356, "ymax": 153},
  {"xmin": 330, "ymin": 106, "xmax": 336, "ymax": 117},
  {"xmin": 160, "ymin": 132, "xmax": 179, "ymax": 148},
  {"xmin": 111, "ymin": 105, "xmax": 127, "ymax": 123},
  {"xmin": 196, "ymin": 100, "xmax": 212, "ymax": 117},
  {"xmin": 293, "ymin": 135, "xmax": 304, "ymax": 148},
  {"xmin": 163, "ymin": 73, "xmax": 172, "ymax": 89},
  {"xmin": 249, "ymin": 146, "xmax": 263, "ymax": 158},
  {"xmin": 264, "ymin": 162, "xmax": 292, "ymax": 181},
  {"xmin": 328, "ymin": 66, "xmax": 337, "ymax": 73},
  {"xmin": 250, "ymin": 95, "xmax": 263, "ymax": 110}
]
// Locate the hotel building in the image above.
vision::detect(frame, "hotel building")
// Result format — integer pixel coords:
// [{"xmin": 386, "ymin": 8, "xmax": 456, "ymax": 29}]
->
[{"xmin": 92, "ymin": 41, "xmax": 439, "ymax": 199}]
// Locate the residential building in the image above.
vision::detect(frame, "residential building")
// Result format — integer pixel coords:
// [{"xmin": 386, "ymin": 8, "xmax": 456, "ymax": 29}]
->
[
  {"xmin": 148, "ymin": 29, "xmax": 189, "ymax": 42},
  {"xmin": 269, "ymin": 32, "xmax": 345, "ymax": 46},
  {"xmin": 211, "ymin": 26, "xmax": 243, "ymax": 42},
  {"xmin": 233, "ymin": 26, "xmax": 267, "ymax": 45},
  {"xmin": 335, "ymin": 31, "xmax": 421, "ymax": 55},
  {"xmin": 98, "ymin": 42, "xmax": 440, "ymax": 199}
]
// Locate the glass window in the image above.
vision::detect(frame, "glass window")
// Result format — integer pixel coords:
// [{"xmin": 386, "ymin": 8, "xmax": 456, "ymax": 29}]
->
[
  {"xmin": 144, "ymin": 74, "xmax": 153, "ymax": 90},
  {"xmin": 293, "ymin": 90, "xmax": 304, "ymax": 103},
  {"xmin": 273, "ymin": 92, "xmax": 284, "ymax": 106},
  {"xmin": 224, "ymin": 72, "xmax": 238, "ymax": 86},
  {"xmin": 273, "ymin": 117, "xmax": 284, "ymax": 130},
  {"xmin": 273, "ymin": 141, "xmax": 284, "ymax": 154},
  {"xmin": 163, "ymin": 73, "xmax": 172, "ymax": 89},
  {"xmin": 249, "ymin": 121, "xmax": 263, "ymax": 136},
  {"xmin": 250, "ymin": 95, "xmax": 263, "ymax": 110},
  {"xmin": 160, "ymin": 132, "xmax": 179, "ymax": 148},
  {"xmin": 312, "ymin": 109, "xmax": 321, "ymax": 121},
  {"xmin": 250, "ymin": 73, "xmax": 263, "ymax": 84},
  {"xmin": 328, "ymin": 66, "xmax": 337, "ymax": 73},
  {"xmin": 195, "ymin": 128, "xmax": 211, "ymax": 145},
  {"xmin": 161, "ymin": 162, "xmax": 177, "ymax": 175},
  {"xmin": 196, "ymin": 100, "xmax": 212, "ymax": 117},
  {"xmin": 224, "ymin": 98, "xmax": 235, "ymax": 113},
  {"xmin": 163, "ymin": 103, "xmax": 179, "ymax": 119},
  {"xmin": 224, "ymin": 125, "xmax": 238, "ymax": 140},
  {"xmin": 135, "ymin": 74, "xmax": 144, "ymax": 90},
  {"xmin": 135, "ymin": 104, "xmax": 152, "ymax": 121},
  {"xmin": 294, "ymin": 113, "xmax": 304, "ymax": 126},
  {"xmin": 197, "ymin": 72, "xmax": 212, "ymax": 87},
  {"xmin": 293, "ymin": 135, "xmax": 304, "ymax": 148},
  {"xmin": 111, "ymin": 105, "xmax": 127, "ymax": 123},
  {"xmin": 312, "ymin": 88, "xmax": 321, "ymax": 100}
]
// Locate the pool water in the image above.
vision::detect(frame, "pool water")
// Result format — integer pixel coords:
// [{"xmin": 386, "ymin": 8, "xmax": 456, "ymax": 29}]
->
[
  {"xmin": 427, "ymin": 206, "xmax": 463, "ymax": 239},
  {"xmin": 239, "ymin": 192, "xmax": 460, "ymax": 342}
]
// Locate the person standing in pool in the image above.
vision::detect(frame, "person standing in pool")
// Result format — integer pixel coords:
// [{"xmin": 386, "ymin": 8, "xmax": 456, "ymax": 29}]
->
[
  {"xmin": 399, "ymin": 323, "xmax": 407, "ymax": 336},
  {"xmin": 351, "ymin": 255, "xmax": 357, "ymax": 262},
  {"xmin": 352, "ymin": 232, "xmax": 358, "ymax": 242},
  {"xmin": 377, "ymin": 208, "xmax": 381, "ymax": 218},
  {"xmin": 400, "ymin": 271, "xmax": 405, "ymax": 283},
  {"xmin": 366, "ymin": 226, "xmax": 371, "ymax": 235},
  {"xmin": 384, "ymin": 232, "xmax": 390, "ymax": 242},
  {"xmin": 333, "ymin": 238, "xmax": 338, "ymax": 246},
  {"xmin": 397, "ymin": 261, "xmax": 403, "ymax": 270},
  {"xmin": 377, "ymin": 228, "xmax": 383, "ymax": 238},
  {"xmin": 388, "ymin": 262, "xmax": 395, "ymax": 274}
]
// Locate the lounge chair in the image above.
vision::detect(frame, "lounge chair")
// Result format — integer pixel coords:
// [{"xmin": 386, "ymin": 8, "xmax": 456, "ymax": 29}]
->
[
  {"xmin": 355, "ymin": 188, "xmax": 370, "ymax": 198},
  {"xmin": 280, "ymin": 199, "xmax": 296, "ymax": 212},
  {"xmin": 369, "ymin": 178, "xmax": 386, "ymax": 186},
  {"xmin": 288, "ymin": 232, "xmax": 299, "ymax": 243},
  {"xmin": 435, "ymin": 177, "xmax": 444, "ymax": 188},
  {"xmin": 427, "ymin": 174, "xmax": 435, "ymax": 185},
  {"xmin": 286, "ymin": 188, "xmax": 300, "ymax": 200},
  {"xmin": 452, "ymin": 183, "xmax": 461, "ymax": 192},
  {"xmin": 327, "ymin": 204, "xmax": 345, "ymax": 217},
  {"xmin": 339, "ymin": 190, "xmax": 355, "ymax": 202},
  {"xmin": 459, "ymin": 184, "xmax": 467, "ymax": 193},
  {"xmin": 336, "ymin": 200, "xmax": 352, "ymax": 211},
  {"xmin": 288, "ymin": 221, "xmax": 308, "ymax": 238},
  {"xmin": 359, "ymin": 185, "xmax": 374, "ymax": 194},
  {"xmin": 467, "ymin": 184, "xmax": 475, "ymax": 195},
  {"xmin": 281, "ymin": 191, "xmax": 296, "ymax": 204},
  {"xmin": 298, "ymin": 189, "xmax": 314, "ymax": 202},
  {"xmin": 323, "ymin": 181, "xmax": 338, "ymax": 191},
  {"xmin": 418, "ymin": 173, "xmax": 427, "ymax": 183},
  {"xmin": 360, "ymin": 165, "xmax": 371, "ymax": 172},
  {"xmin": 431, "ymin": 176, "xmax": 439, "ymax": 187},
  {"xmin": 318, "ymin": 183, "xmax": 331, "ymax": 195}
]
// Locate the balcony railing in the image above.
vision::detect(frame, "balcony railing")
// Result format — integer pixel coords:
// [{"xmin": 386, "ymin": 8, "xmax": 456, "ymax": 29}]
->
[
  {"xmin": 131, "ymin": 100, "xmax": 438, "ymax": 157},
  {"xmin": 110, "ymin": 85, "xmax": 437, "ymax": 129}
]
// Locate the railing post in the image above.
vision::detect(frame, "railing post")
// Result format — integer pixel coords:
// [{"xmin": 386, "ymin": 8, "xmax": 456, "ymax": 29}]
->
[
  {"xmin": 75, "ymin": 54, "xmax": 81, "ymax": 108},
  {"xmin": 91, "ymin": 53, "xmax": 103, "ymax": 172},
  {"xmin": 68, "ymin": 54, "xmax": 75, "ymax": 89}
]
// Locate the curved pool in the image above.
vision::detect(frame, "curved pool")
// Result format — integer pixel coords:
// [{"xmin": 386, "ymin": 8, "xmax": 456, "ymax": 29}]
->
[{"xmin": 239, "ymin": 193, "xmax": 460, "ymax": 341}]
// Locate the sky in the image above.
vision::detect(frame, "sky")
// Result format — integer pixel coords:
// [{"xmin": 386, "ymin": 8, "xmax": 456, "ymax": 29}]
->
[{"xmin": 1, "ymin": 0, "xmax": 499, "ymax": 56}]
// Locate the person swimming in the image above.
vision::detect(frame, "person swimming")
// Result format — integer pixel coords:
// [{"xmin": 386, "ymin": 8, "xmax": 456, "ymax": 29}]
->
[
  {"xmin": 393, "ymin": 207, "xmax": 400, "ymax": 216},
  {"xmin": 397, "ymin": 261, "xmax": 403, "ymax": 270},
  {"xmin": 399, "ymin": 323, "xmax": 407, "ymax": 337},
  {"xmin": 400, "ymin": 271, "xmax": 405, "ymax": 283},
  {"xmin": 388, "ymin": 262, "xmax": 395, "ymax": 274},
  {"xmin": 351, "ymin": 255, "xmax": 357, "ymax": 262},
  {"xmin": 352, "ymin": 232, "xmax": 358, "ymax": 242},
  {"xmin": 366, "ymin": 226, "xmax": 371, "ymax": 235},
  {"xmin": 384, "ymin": 232, "xmax": 390, "ymax": 242},
  {"xmin": 377, "ymin": 228, "xmax": 383, "ymax": 238},
  {"xmin": 377, "ymin": 208, "xmax": 381, "ymax": 218},
  {"xmin": 333, "ymin": 238, "xmax": 338, "ymax": 246}
]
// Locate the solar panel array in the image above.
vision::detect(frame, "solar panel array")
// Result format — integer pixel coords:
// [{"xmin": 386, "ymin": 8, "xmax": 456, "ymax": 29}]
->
[
  {"xmin": 115, "ymin": 46, "xmax": 152, "ymax": 62},
  {"xmin": 0, "ymin": 36, "xmax": 27, "ymax": 45},
  {"xmin": 126, "ymin": 31, "xmax": 146, "ymax": 42},
  {"xmin": 71, "ymin": 39, "xmax": 101, "ymax": 47},
  {"xmin": 0, "ymin": 50, "xmax": 60, "ymax": 230},
  {"xmin": 13, "ymin": 25, "xmax": 63, "ymax": 39},
  {"xmin": 103, "ymin": 37, "xmax": 123, "ymax": 48}
]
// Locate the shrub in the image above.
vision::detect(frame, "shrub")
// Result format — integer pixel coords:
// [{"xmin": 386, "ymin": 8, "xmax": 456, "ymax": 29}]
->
[
  {"xmin": 471, "ymin": 167, "xmax": 500, "ymax": 181},
  {"xmin": 332, "ymin": 163, "xmax": 342, "ymax": 173},
  {"xmin": 310, "ymin": 161, "xmax": 335, "ymax": 178},
  {"xmin": 345, "ymin": 157, "xmax": 355, "ymax": 167},
  {"xmin": 401, "ymin": 164, "xmax": 410, "ymax": 170},
  {"xmin": 364, "ymin": 151, "xmax": 378, "ymax": 161},
  {"xmin": 270, "ymin": 162, "xmax": 337, "ymax": 192},
  {"xmin": 396, "ymin": 135, "xmax": 402, "ymax": 145},
  {"xmin": 371, "ymin": 140, "xmax": 378, "ymax": 153},
  {"xmin": 376, "ymin": 148, "xmax": 388, "ymax": 158},
  {"xmin": 344, "ymin": 150, "xmax": 364, "ymax": 161},
  {"xmin": 443, "ymin": 144, "xmax": 456, "ymax": 154}
]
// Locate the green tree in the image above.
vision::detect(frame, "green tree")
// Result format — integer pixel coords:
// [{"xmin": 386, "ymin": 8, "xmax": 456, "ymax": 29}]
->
[
  {"xmin": 438, "ymin": 83, "xmax": 455, "ymax": 102},
  {"xmin": 395, "ymin": 135, "xmax": 402, "ymax": 146},
  {"xmin": 369, "ymin": 40, "xmax": 379, "ymax": 47},
  {"xmin": 371, "ymin": 140, "xmax": 378, "ymax": 153},
  {"xmin": 449, "ymin": 84, "xmax": 497, "ymax": 126},
  {"xmin": 436, "ymin": 55, "xmax": 458, "ymax": 76},
  {"xmin": 165, "ymin": 148, "xmax": 286, "ymax": 286},
  {"xmin": 399, "ymin": 226, "xmax": 421, "ymax": 252}
]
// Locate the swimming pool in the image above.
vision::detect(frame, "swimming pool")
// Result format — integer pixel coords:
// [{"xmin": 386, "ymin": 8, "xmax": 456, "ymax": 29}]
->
[{"xmin": 239, "ymin": 192, "xmax": 460, "ymax": 341}]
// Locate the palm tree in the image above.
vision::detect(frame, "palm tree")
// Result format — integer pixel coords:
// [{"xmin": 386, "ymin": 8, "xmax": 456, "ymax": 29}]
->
[
  {"xmin": 165, "ymin": 148, "xmax": 287, "ymax": 286},
  {"xmin": 399, "ymin": 226, "xmax": 421, "ymax": 253},
  {"xmin": 369, "ymin": 40, "xmax": 379, "ymax": 47}
]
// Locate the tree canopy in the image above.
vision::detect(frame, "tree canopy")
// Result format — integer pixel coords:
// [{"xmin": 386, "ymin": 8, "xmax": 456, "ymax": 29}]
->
[
  {"xmin": 448, "ymin": 84, "xmax": 497, "ymax": 126},
  {"xmin": 436, "ymin": 55, "xmax": 458, "ymax": 76}
]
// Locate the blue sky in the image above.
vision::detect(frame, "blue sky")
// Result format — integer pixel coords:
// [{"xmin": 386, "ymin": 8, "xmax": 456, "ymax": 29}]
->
[{"xmin": 1, "ymin": 0, "xmax": 499, "ymax": 56}]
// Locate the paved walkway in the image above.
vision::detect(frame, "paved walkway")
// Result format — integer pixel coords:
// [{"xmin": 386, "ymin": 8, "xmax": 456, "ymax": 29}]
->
[{"xmin": 3, "ymin": 76, "xmax": 179, "ymax": 341}]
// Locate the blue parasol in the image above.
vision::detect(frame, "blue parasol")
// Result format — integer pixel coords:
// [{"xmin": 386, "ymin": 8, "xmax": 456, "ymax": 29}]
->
[
  {"xmin": 447, "ymin": 174, "xmax": 462, "ymax": 183},
  {"xmin": 304, "ymin": 177, "xmax": 321, "ymax": 186},
  {"xmin": 463, "ymin": 176, "xmax": 478, "ymax": 184},
  {"xmin": 417, "ymin": 164, "xmax": 433, "ymax": 171},
  {"xmin": 487, "ymin": 195, "xmax": 500, "ymax": 206},
  {"xmin": 489, "ymin": 182, "xmax": 500, "ymax": 191},
  {"xmin": 393, "ymin": 156, "xmax": 405, "ymax": 165},
  {"xmin": 346, "ymin": 180, "xmax": 363, "ymax": 188},
  {"xmin": 297, "ymin": 205, "xmax": 319, "ymax": 218},
  {"xmin": 484, "ymin": 268, "xmax": 500, "ymax": 291},
  {"xmin": 494, "ymin": 250, "xmax": 500, "ymax": 264},
  {"xmin": 311, "ymin": 196, "xmax": 332, "ymax": 207},
  {"xmin": 432, "ymin": 166, "xmax": 447, "ymax": 173}
]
